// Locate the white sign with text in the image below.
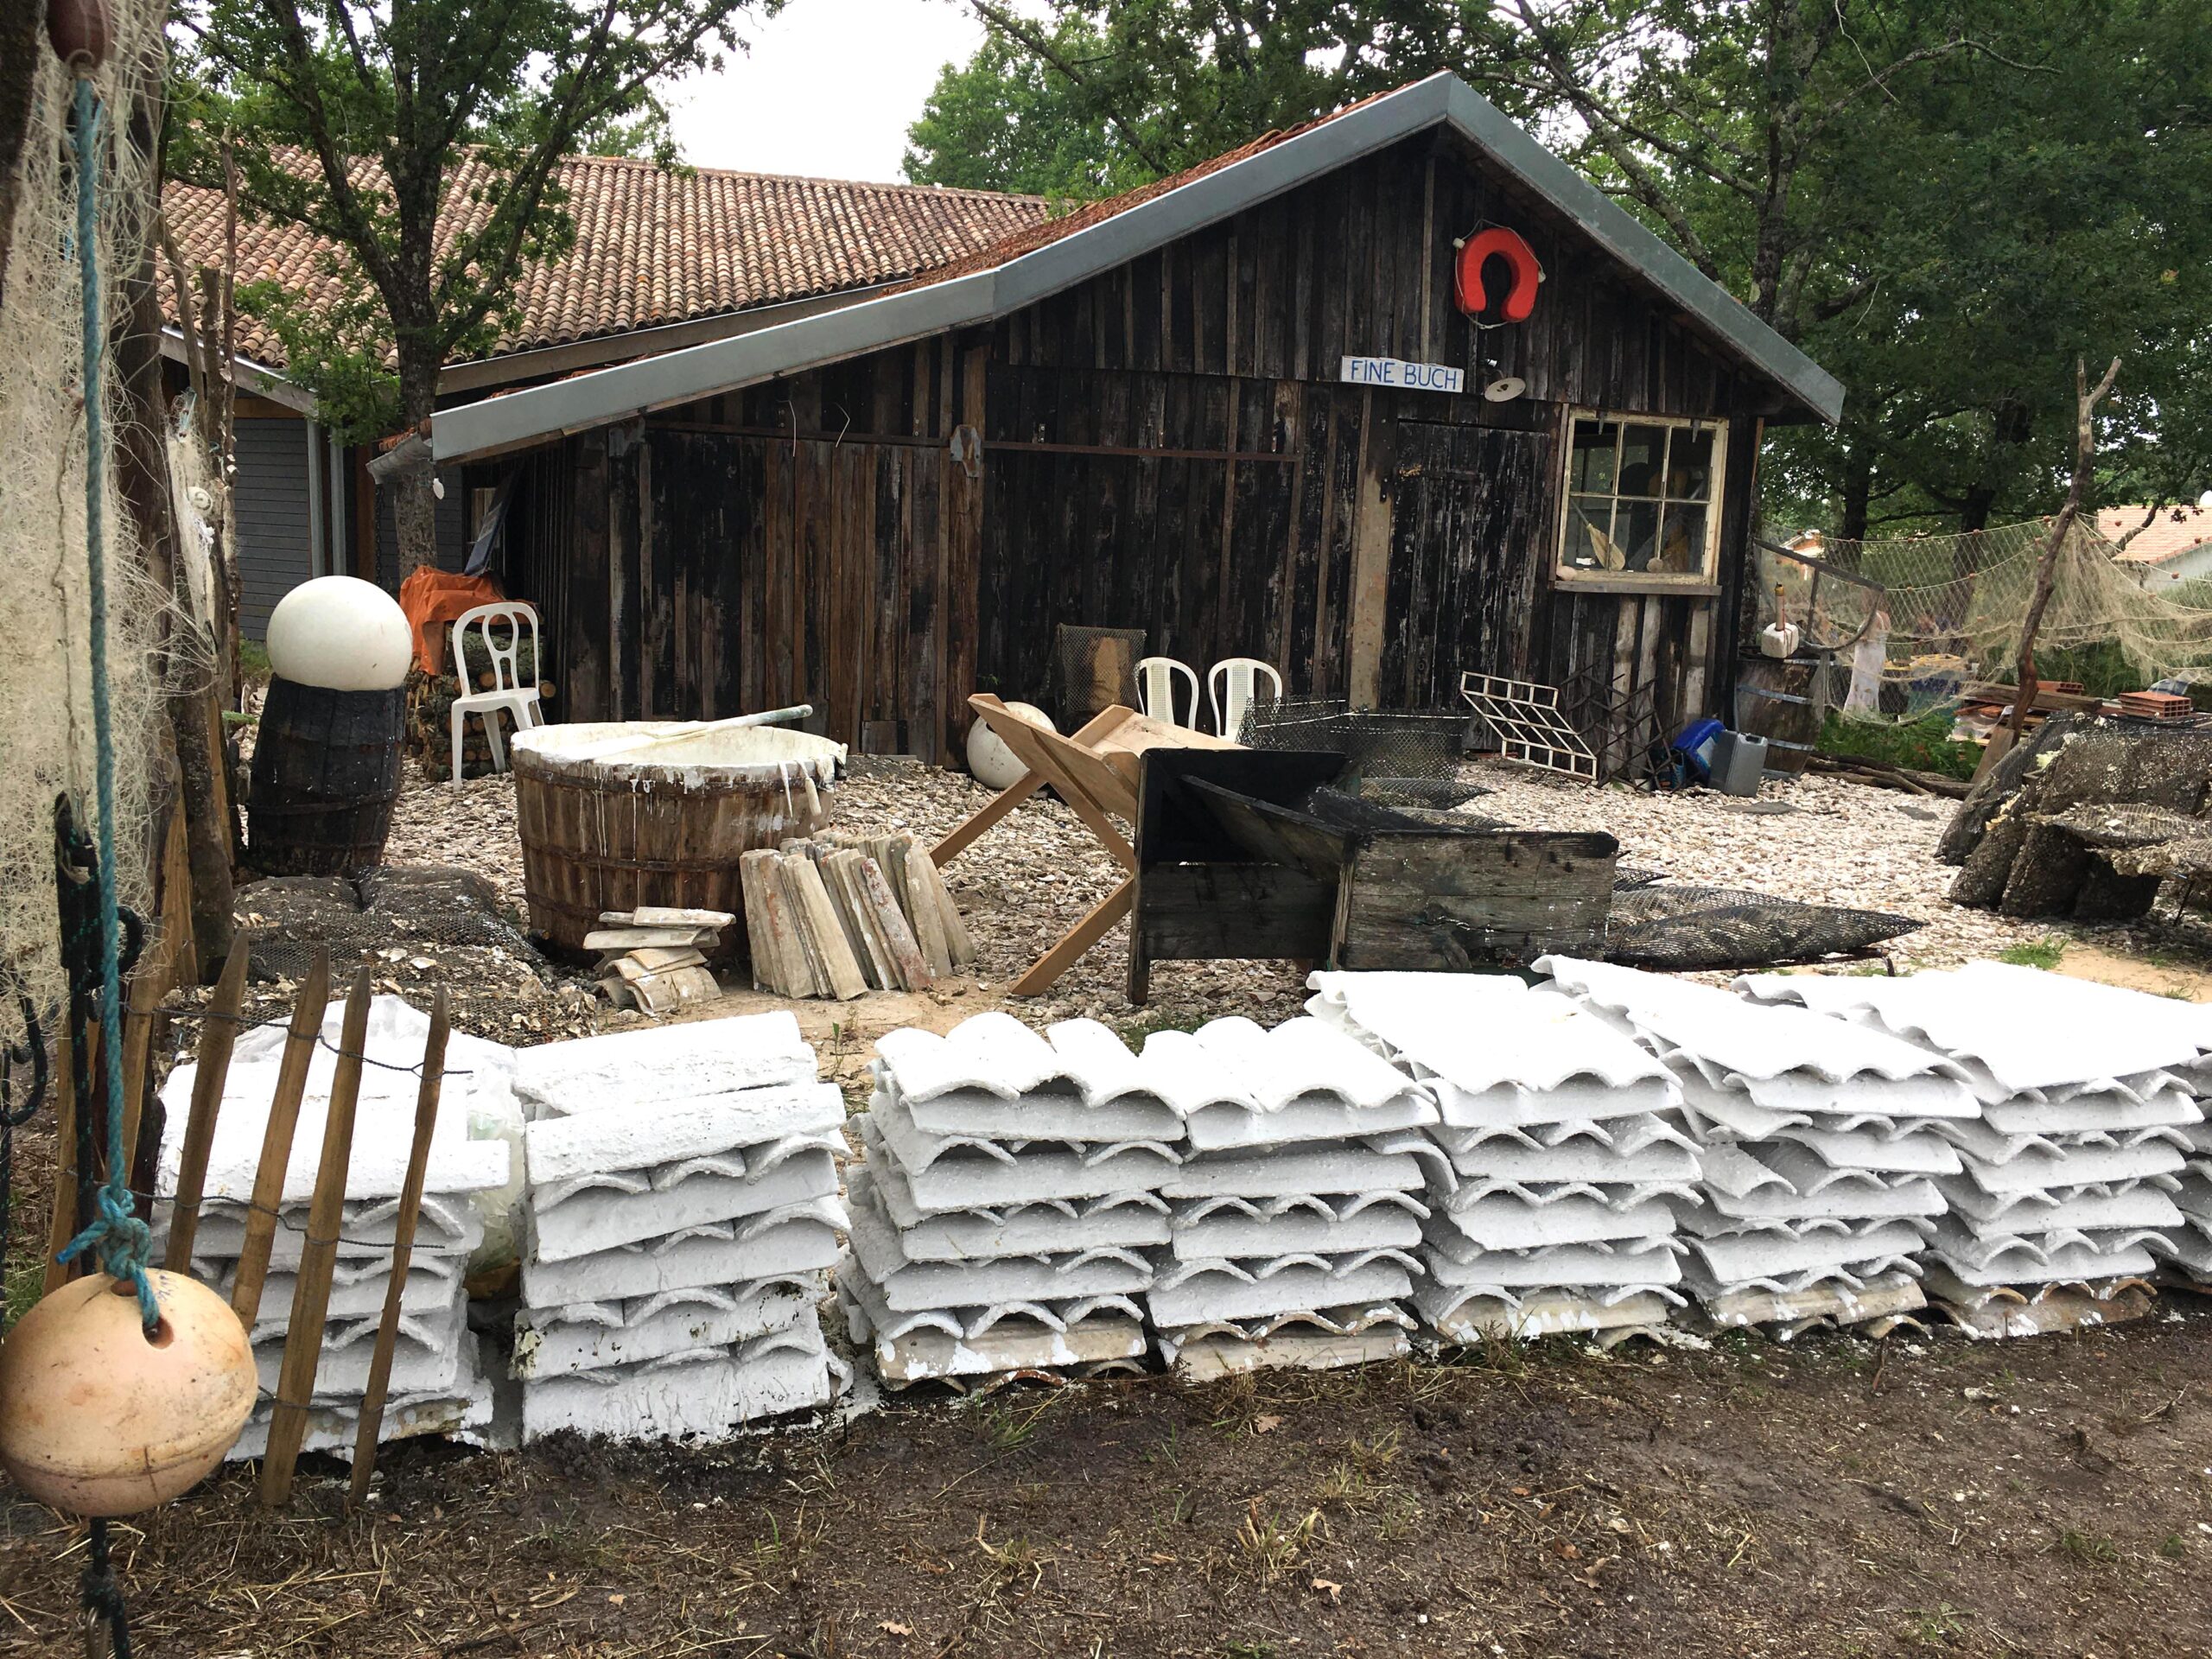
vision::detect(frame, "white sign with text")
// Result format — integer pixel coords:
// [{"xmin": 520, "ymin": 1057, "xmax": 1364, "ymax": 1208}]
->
[{"xmin": 1338, "ymin": 355, "xmax": 1465, "ymax": 393}]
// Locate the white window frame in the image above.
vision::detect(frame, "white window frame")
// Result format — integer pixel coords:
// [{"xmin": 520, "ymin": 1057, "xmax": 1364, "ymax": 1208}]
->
[{"xmin": 1554, "ymin": 410, "xmax": 1729, "ymax": 593}]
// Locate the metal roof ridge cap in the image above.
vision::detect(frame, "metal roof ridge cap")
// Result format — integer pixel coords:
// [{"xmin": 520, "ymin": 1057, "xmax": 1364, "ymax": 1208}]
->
[
  {"xmin": 429, "ymin": 268, "xmax": 1001, "ymax": 461},
  {"xmin": 990, "ymin": 76, "xmax": 1457, "ymax": 316},
  {"xmin": 1438, "ymin": 80, "xmax": 1842, "ymax": 424}
]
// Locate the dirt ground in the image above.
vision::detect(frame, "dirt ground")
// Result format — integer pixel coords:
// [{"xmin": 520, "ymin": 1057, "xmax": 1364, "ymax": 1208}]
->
[{"xmin": 3, "ymin": 1309, "xmax": 2210, "ymax": 1657}]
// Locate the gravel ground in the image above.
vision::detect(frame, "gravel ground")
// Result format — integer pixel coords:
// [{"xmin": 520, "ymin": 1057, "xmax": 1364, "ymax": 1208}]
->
[{"xmin": 365, "ymin": 751, "xmax": 2158, "ymax": 1042}]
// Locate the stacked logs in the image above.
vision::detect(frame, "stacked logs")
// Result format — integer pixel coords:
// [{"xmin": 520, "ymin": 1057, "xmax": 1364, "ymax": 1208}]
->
[{"xmin": 404, "ymin": 630, "xmax": 555, "ymax": 783}]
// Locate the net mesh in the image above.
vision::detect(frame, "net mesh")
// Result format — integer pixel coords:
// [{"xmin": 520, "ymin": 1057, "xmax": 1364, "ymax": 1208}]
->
[
  {"xmin": 1603, "ymin": 883, "xmax": 1923, "ymax": 972},
  {"xmin": 1050, "ymin": 626, "xmax": 1144, "ymax": 728},
  {"xmin": 1239, "ymin": 696, "xmax": 1469, "ymax": 781},
  {"xmin": 0, "ymin": 10, "xmax": 180, "ymax": 1012},
  {"xmin": 1758, "ymin": 518, "xmax": 2212, "ymax": 728}
]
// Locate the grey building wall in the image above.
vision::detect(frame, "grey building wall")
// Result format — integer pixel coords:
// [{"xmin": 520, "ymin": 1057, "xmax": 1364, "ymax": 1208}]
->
[{"xmin": 232, "ymin": 415, "xmax": 314, "ymax": 640}]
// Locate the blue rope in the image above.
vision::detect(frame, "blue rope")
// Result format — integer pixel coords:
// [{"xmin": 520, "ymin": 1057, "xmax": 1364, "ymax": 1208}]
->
[{"xmin": 54, "ymin": 75, "xmax": 157, "ymax": 1333}]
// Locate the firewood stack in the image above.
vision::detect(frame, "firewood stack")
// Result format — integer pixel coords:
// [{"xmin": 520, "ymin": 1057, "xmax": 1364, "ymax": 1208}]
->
[
  {"xmin": 403, "ymin": 624, "xmax": 556, "ymax": 782},
  {"xmin": 740, "ymin": 833, "xmax": 973, "ymax": 1001},
  {"xmin": 588, "ymin": 906, "xmax": 730, "ymax": 1014}
]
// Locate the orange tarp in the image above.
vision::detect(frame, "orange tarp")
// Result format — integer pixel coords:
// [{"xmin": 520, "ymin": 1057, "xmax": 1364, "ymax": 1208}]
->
[{"xmin": 398, "ymin": 568, "xmax": 504, "ymax": 675}]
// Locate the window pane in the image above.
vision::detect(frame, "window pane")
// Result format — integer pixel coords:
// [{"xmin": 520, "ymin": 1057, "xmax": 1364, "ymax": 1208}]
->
[
  {"xmin": 1565, "ymin": 495, "xmax": 1619, "ymax": 570},
  {"xmin": 1656, "ymin": 505, "xmax": 1708, "ymax": 574},
  {"xmin": 1614, "ymin": 498, "xmax": 1662, "ymax": 571},
  {"xmin": 1667, "ymin": 428, "xmax": 1715, "ymax": 501},
  {"xmin": 1570, "ymin": 422, "xmax": 1618, "ymax": 493},
  {"xmin": 1618, "ymin": 424, "xmax": 1666, "ymax": 497}
]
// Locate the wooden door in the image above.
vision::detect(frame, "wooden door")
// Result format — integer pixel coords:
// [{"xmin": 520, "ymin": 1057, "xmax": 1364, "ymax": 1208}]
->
[{"xmin": 1371, "ymin": 421, "xmax": 1554, "ymax": 709}]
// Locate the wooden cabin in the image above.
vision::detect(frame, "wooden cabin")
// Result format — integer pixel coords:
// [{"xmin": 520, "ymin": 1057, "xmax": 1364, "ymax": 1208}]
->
[{"xmin": 426, "ymin": 73, "xmax": 1842, "ymax": 766}]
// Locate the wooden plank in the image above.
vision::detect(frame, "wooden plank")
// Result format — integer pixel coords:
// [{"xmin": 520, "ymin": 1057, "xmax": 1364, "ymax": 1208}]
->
[
  {"xmin": 1009, "ymin": 877, "xmax": 1134, "ymax": 998},
  {"xmin": 785, "ymin": 855, "xmax": 868, "ymax": 1000},
  {"xmin": 348, "ymin": 988, "xmax": 448, "ymax": 1509},
  {"xmin": 901, "ymin": 845, "xmax": 955, "ymax": 978},
  {"xmin": 856, "ymin": 855, "xmax": 932, "ymax": 991},
  {"xmin": 1333, "ymin": 831, "xmax": 1617, "ymax": 972},
  {"xmin": 162, "ymin": 941, "xmax": 250, "ymax": 1270},
  {"xmin": 261, "ymin": 965, "xmax": 372, "ymax": 1508}
]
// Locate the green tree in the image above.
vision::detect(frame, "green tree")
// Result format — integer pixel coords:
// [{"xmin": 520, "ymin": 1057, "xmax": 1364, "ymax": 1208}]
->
[
  {"xmin": 905, "ymin": 22, "xmax": 1151, "ymax": 200},
  {"xmin": 171, "ymin": 0, "xmax": 770, "ymax": 571}
]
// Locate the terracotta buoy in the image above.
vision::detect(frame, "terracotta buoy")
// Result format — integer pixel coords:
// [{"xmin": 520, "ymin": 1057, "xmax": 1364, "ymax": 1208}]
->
[{"xmin": 0, "ymin": 1272, "xmax": 257, "ymax": 1516}]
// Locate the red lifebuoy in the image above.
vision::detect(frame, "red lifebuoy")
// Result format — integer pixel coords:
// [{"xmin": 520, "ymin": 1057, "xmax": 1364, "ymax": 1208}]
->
[{"xmin": 1454, "ymin": 227, "xmax": 1542, "ymax": 323}]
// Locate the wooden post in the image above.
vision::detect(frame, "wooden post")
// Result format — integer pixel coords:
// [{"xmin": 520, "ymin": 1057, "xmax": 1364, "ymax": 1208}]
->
[
  {"xmin": 348, "ymin": 988, "xmax": 448, "ymax": 1509},
  {"xmin": 162, "ymin": 943, "xmax": 250, "ymax": 1271},
  {"xmin": 2009, "ymin": 357, "xmax": 2121, "ymax": 740},
  {"xmin": 228, "ymin": 950, "xmax": 329, "ymax": 1326},
  {"xmin": 260, "ymin": 965, "xmax": 371, "ymax": 1507}
]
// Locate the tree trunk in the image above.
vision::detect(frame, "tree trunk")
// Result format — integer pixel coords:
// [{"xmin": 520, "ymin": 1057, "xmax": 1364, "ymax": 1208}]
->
[
  {"xmin": 392, "ymin": 348, "xmax": 441, "ymax": 573},
  {"xmin": 2009, "ymin": 358, "xmax": 2120, "ymax": 740},
  {"xmin": 1839, "ymin": 445, "xmax": 1872, "ymax": 543}
]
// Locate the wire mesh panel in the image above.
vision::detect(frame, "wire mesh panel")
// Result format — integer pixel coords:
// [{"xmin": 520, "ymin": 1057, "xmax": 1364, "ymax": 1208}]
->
[
  {"xmin": 1051, "ymin": 626, "xmax": 1146, "ymax": 728},
  {"xmin": 1343, "ymin": 777, "xmax": 1492, "ymax": 811},
  {"xmin": 1604, "ymin": 883, "xmax": 1922, "ymax": 971},
  {"xmin": 1459, "ymin": 672, "xmax": 1599, "ymax": 780},
  {"xmin": 1237, "ymin": 696, "xmax": 1469, "ymax": 781}
]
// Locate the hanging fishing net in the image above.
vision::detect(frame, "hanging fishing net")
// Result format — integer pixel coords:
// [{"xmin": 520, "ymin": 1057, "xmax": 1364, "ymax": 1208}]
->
[{"xmin": 1602, "ymin": 883, "xmax": 1922, "ymax": 972}]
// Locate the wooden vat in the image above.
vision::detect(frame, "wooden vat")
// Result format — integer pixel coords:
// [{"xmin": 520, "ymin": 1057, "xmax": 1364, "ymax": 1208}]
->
[{"xmin": 510, "ymin": 723, "xmax": 842, "ymax": 954}]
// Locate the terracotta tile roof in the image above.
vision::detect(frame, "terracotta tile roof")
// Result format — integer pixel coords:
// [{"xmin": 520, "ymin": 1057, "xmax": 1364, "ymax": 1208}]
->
[
  {"xmin": 2101, "ymin": 505, "xmax": 2212, "ymax": 564},
  {"xmin": 888, "ymin": 93, "xmax": 1395, "ymax": 298},
  {"xmin": 160, "ymin": 153, "xmax": 1048, "ymax": 375}
]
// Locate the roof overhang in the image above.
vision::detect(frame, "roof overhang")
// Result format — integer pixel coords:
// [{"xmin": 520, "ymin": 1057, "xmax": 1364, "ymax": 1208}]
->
[
  {"xmin": 161, "ymin": 328, "xmax": 319, "ymax": 416},
  {"xmin": 429, "ymin": 73, "xmax": 1843, "ymax": 465}
]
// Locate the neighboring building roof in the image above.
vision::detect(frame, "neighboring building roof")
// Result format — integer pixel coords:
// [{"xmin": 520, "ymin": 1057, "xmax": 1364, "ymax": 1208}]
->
[
  {"xmin": 2101, "ymin": 505, "xmax": 2212, "ymax": 565},
  {"xmin": 429, "ymin": 73, "xmax": 1845, "ymax": 465},
  {"xmin": 158, "ymin": 153, "xmax": 1048, "ymax": 376}
]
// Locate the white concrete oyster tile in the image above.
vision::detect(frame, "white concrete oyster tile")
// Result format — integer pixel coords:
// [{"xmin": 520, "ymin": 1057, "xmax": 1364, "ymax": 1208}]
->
[
  {"xmin": 231, "ymin": 1334, "xmax": 497, "ymax": 1461},
  {"xmin": 1169, "ymin": 1192, "xmax": 1427, "ymax": 1260},
  {"xmin": 1306, "ymin": 970, "xmax": 1677, "ymax": 1122},
  {"xmin": 1983, "ymin": 1087, "xmax": 2200, "ymax": 1138},
  {"xmin": 1184, "ymin": 1015, "xmax": 1439, "ymax": 1115},
  {"xmin": 1433, "ymin": 1135, "xmax": 1700, "ymax": 1187},
  {"xmin": 182, "ymin": 1193, "xmax": 484, "ymax": 1266},
  {"xmin": 891, "ymin": 1079, "xmax": 1183, "ymax": 1145},
  {"xmin": 520, "ymin": 1325, "xmax": 843, "ymax": 1442},
  {"xmin": 1694, "ymin": 1272, "xmax": 1925, "ymax": 1332},
  {"xmin": 1736, "ymin": 1071, "xmax": 1979, "ymax": 1120},
  {"xmin": 512, "ymin": 1276, "xmax": 822, "ymax": 1380},
  {"xmin": 523, "ymin": 1084, "xmax": 843, "ymax": 1189},
  {"xmin": 1947, "ymin": 1133, "xmax": 2187, "ymax": 1193},
  {"xmin": 218, "ymin": 1252, "xmax": 464, "ymax": 1325},
  {"xmin": 252, "ymin": 1286, "xmax": 467, "ymax": 1397},
  {"xmin": 1924, "ymin": 1231, "xmax": 2162, "ymax": 1287},
  {"xmin": 1421, "ymin": 1228, "xmax": 1682, "ymax": 1287},
  {"xmin": 1433, "ymin": 1192, "xmax": 1681, "ymax": 1251},
  {"xmin": 857, "ymin": 1161, "xmax": 1170, "ymax": 1258},
  {"xmin": 1697, "ymin": 1143, "xmax": 1943, "ymax": 1224},
  {"xmin": 529, "ymin": 1144, "xmax": 841, "ymax": 1263},
  {"xmin": 1918, "ymin": 1262, "xmax": 2156, "ymax": 1324},
  {"xmin": 519, "ymin": 1196, "xmax": 847, "ymax": 1307},
  {"xmin": 1766, "ymin": 1122, "xmax": 1962, "ymax": 1175},
  {"xmin": 1180, "ymin": 1091, "xmax": 1440, "ymax": 1153},
  {"xmin": 512, "ymin": 1011, "xmax": 817, "ymax": 1116},
  {"xmin": 1146, "ymin": 1253, "xmax": 1418, "ymax": 1327},
  {"xmin": 874, "ymin": 1013, "xmax": 1067, "ymax": 1102},
  {"xmin": 1160, "ymin": 1307, "xmax": 1414, "ymax": 1378},
  {"xmin": 1679, "ymin": 1219, "xmax": 1931, "ymax": 1289},
  {"xmin": 861, "ymin": 1103, "xmax": 1177, "ymax": 1210},
  {"xmin": 862, "ymin": 1089, "xmax": 1181, "ymax": 1171},
  {"xmin": 1161, "ymin": 1141, "xmax": 1426, "ymax": 1201},
  {"xmin": 838, "ymin": 1274, "xmax": 1148, "ymax": 1384},
  {"xmin": 1433, "ymin": 1112, "xmax": 1696, "ymax": 1160},
  {"xmin": 156, "ymin": 1096, "xmax": 510, "ymax": 1209},
  {"xmin": 2153, "ymin": 1219, "xmax": 2212, "ymax": 1279},
  {"xmin": 1414, "ymin": 1283, "xmax": 1681, "ymax": 1343},
  {"xmin": 1941, "ymin": 1179, "xmax": 2184, "ymax": 1235},
  {"xmin": 845, "ymin": 1193, "xmax": 1153, "ymax": 1311}
]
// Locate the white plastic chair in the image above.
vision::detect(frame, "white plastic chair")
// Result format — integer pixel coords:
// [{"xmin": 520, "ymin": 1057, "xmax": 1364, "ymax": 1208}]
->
[
  {"xmin": 1135, "ymin": 656, "xmax": 1199, "ymax": 728},
  {"xmin": 449, "ymin": 601, "xmax": 543, "ymax": 783},
  {"xmin": 1208, "ymin": 657, "xmax": 1283, "ymax": 740}
]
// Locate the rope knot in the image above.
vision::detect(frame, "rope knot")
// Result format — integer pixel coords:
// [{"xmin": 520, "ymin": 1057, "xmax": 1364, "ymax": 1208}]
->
[{"xmin": 57, "ymin": 1182, "xmax": 157, "ymax": 1330}]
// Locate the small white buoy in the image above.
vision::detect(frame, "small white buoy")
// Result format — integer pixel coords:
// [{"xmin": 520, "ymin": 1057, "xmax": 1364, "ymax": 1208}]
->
[
  {"xmin": 265, "ymin": 575, "xmax": 413, "ymax": 691},
  {"xmin": 0, "ymin": 1273, "xmax": 257, "ymax": 1516},
  {"xmin": 966, "ymin": 701, "xmax": 1056, "ymax": 791}
]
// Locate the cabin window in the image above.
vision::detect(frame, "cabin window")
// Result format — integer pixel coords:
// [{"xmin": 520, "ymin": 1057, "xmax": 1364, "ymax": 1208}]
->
[{"xmin": 1555, "ymin": 412, "xmax": 1726, "ymax": 588}]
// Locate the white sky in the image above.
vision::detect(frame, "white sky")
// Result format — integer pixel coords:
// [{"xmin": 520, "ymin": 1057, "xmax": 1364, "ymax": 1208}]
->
[{"xmin": 665, "ymin": 0, "xmax": 990, "ymax": 184}]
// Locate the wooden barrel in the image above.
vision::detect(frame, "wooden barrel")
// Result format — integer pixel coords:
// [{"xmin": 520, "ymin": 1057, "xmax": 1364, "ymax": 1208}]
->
[
  {"xmin": 511, "ymin": 722, "xmax": 842, "ymax": 954},
  {"xmin": 1732, "ymin": 656, "xmax": 1821, "ymax": 777},
  {"xmin": 246, "ymin": 677, "xmax": 405, "ymax": 876}
]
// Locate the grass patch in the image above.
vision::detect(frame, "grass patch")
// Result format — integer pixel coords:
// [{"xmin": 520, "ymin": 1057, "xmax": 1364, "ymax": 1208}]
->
[
  {"xmin": 4, "ymin": 1250, "xmax": 42, "ymax": 1332},
  {"xmin": 1817, "ymin": 709, "xmax": 1980, "ymax": 782},
  {"xmin": 1997, "ymin": 937, "xmax": 2067, "ymax": 970},
  {"xmin": 237, "ymin": 638, "xmax": 272, "ymax": 686},
  {"xmin": 2054, "ymin": 1528, "xmax": 2119, "ymax": 1566}
]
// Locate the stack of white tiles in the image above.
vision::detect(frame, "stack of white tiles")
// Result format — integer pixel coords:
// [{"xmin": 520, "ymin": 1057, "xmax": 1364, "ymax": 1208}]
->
[
  {"xmin": 509, "ymin": 1013, "xmax": 850, "ymax": 1440},
  {"xmin": 154, "ymin": 995, "xmax": 519, "ymax": 1458},
  {"xmin": 1739, "ymin": 963, "xmax": 2196, "ymax": 1333},
  {"xmin": 1308, "ymin": 972, "xmax": 1697, "ymax": 1345},
  {"xmin": 1143, "ymin": 1015, "xmax": 1439, "ymax": 1378},
  {"xmin": 1541, "ymin": 958, "xmax": 1963, "ymax": 1335},
  {"xmin": 841, "ymin": 1013, "xmax": 1173, "ymax": 1388}
]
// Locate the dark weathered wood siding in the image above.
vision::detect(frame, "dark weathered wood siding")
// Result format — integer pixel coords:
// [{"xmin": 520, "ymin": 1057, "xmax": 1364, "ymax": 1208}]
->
[{"xmin": 518, "ymin": 129, "xmax": 1790, "ymax": 763}]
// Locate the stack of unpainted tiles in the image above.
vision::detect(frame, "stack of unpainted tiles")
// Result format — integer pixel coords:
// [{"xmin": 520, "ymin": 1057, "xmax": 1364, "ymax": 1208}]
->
[
  {"xmin": 1740, "ymin": 963, "xmax": 2196, "ymax": 1334},
  {"xmin": 741, "ymin": 831, "xmax": 972, "ymax": 1001},
  {"xmin": 154, "ymin": 995, "xmax": 521, "ymax": 1457},
  {"xmin": 1143, "ymin": 1015, "xmax": 1440, "ymax": 1378},
  {"xmin": 840, "ymin": 1012, "xmax": 1175, "ymax": 1388},
  {"xmin": 1309, "ymin": 972, "xmax": 1696, "ymax": 1345},
  {"xmin": 508, "ymin": 1013, "xmax": 850, "ymax": 1439},
  {"xmin": 1541, "ymin": 957, "xmax": 1964, "ymax": 1337},
  {"xmin": 588, "ymin": 906, "xmax": 730, "ymax": 1013}
]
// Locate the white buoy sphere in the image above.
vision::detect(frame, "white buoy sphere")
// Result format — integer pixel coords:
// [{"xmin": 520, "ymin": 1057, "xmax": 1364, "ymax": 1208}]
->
[
  {"xmin": 966, "ymin": 700, "xmax": 1056, "ymax": 791},
  {"xmin": 0, "ymin": 1272, "xmax": 258, "ymax": 1516},
  {"xmin": 265, "ymin": 575, "xmax": 413, "ymax": 691}
]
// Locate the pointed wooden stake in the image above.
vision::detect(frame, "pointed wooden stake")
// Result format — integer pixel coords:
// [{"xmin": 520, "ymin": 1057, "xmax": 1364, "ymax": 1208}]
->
[
  {"xmin": 229, "ymin": 950, "xmax": 330, "ymax": 1325},
  {"xmin": 162, "ymin": 943, "xmax": 251, "ymax": 1271}
]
